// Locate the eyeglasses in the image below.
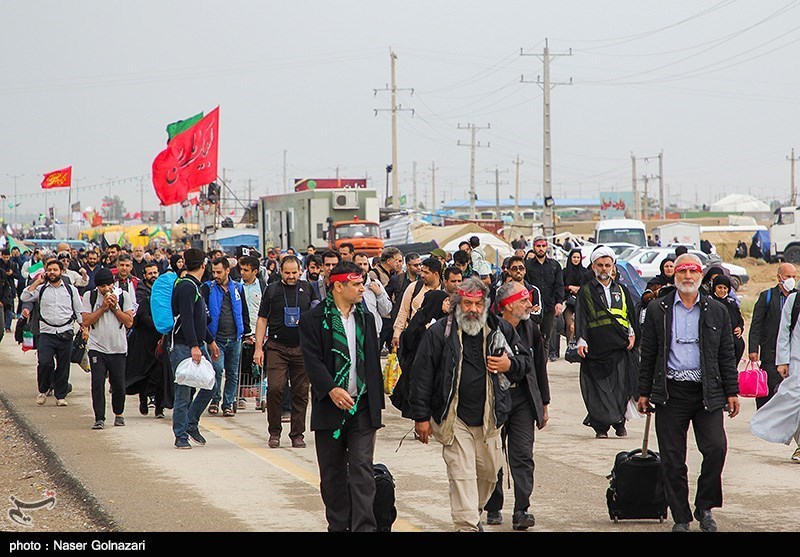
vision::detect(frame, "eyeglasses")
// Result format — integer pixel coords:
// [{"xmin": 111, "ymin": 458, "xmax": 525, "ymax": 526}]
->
[{"xmin": 509, "ymin": 265, "xmax": 525, "ymax": 271}]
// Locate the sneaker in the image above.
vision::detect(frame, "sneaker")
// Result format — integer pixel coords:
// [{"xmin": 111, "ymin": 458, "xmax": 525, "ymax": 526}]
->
[
  {"xmin": 174, "ymin": 439, "xmax": 192, "ymax": 450},
  {"xmin": 694, "ymin": 509, "xmax": 717, "ymax": 532},
  {"xmin": 114, "ymin": 416, "xmax": 125, "ymax": 427},
  {"xmin": 36, "ymin": 393, "xmax": 47, "ymax": 406},
  {"xmin": 56, "ymin": 399, "xmax": 68, "ymax": 407},
  {"xmin": 268, "ymin": 435, "xmax": 280, "ymax": 448},
  {"xmin": 672, "ymin": 522, "xmax": 690, "ymax": 532},
  {"xmin": 139, "ymin": 399, "xmax": 148, "ymax": 416},
  {"xmin": 91, "ymin": 420, "xmax": 105, "ymax": 430},
  {"xmin": 291, "ymin": 436, "xmax": 306, "ymax": 448},
  {"xmin": 512, "ymin": 511, "xmax": 536, "ymax": 530},
  {"xmin": 792, "ymin": 447, "xmax": 800, "ymax": 462},
  {"xmin": 187, "ymin": 429, "xmax": 206, "ymax": 446},
  {"xmin": 485, "ymin": 511, "xmax": 503, "ymax": 525}
]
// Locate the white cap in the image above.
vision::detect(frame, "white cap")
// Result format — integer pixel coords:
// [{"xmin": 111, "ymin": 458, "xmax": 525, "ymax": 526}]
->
[{"xmin": 590, "ymin": 246, "xmax": 616, "ymax": 264}]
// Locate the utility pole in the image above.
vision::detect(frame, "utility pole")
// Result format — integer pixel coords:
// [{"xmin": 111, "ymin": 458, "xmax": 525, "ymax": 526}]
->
[
  {"xmin": 788, "ymin": 148, "xmax": 799, "ymax": 205},
  {"xmin": 139, "ymin": 176, "xmax": 145, "ymax": 217},
  {"xmin": 521, "ymin": 39, "xmax": 572, "ymax": 238},
  {"xmin": 429, "ymin": 161, "xmax": 439, "ymax": 212},
  {"xmin": 457, "ymin": 123, "xmax": 491, "ymax": 219},
  {"xmin": 283, "ymin": 150, "xmax": 288, "ymax": 194},
  {"xmin": 643, "ymin": 174, "xmax": 649, "ymax": 219},
  {"xmin": 485, "ymin": 167, "xmax": 509, "ymax": 218},
  {"xmin": 631, "ymin": 154, "xmax": 638, "ymax": 219},
  {"xmin": 513, "ymin": 155, "xmax": 524, "ymax": 218},
  {"xmin": 6, "ymin": 173, "xmax": 23, "ymax": 225},
  {"xmin": 658, "ymin": 150, "xmax": 665, "ymax": 219},
  {"xmin": 248, "ymin": 178, "xmax": 253, "ymax": 206},
  {"xmin": 412, "ymin": 161, "xmax": 417, "ymax": 211},
  {"xmin": 374, "ymin": 49, "xmax": 414, "ymax": 208}
]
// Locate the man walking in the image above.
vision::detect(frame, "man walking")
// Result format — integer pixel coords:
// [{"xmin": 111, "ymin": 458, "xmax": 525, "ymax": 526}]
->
[
  {"xmin": 412, "ymin": 277, "xmax": 527, "ymax": 531},
  {"xmin": 21, "ymin": 258, "xmax": 84, "ymax": 406},
  {"xmin": 524, "ymin": 236, "xmax": 564, "ymax": 362},
  {"xmin": 575, "ymin": 246, "xmax": 638, "ymax": 438},
  {"xmin": 130, "ymin": 245, "xmax": 147, "ymax": 280},
  {"xmin": 298, "ymin": 260, "xmax": 384, "ymax": 531},
  {"xmin": 170, "ymin": 248, "xmax": 220, "ymax": 449},
  {"xmin": 254, "ymin": 255, "xmax": 315, "ymax": 448},
  {"xmin": 354, "ymin": 252, "xmax": 391, "ymax": 342},
  {"xmin": 484, "ymin": 281, "xmax": 549, "ymax": 530},
  {"xmin": 748, "ymin": 263, "xmax": 797, "ymax": 407},
  {"xmin": 82, "ymin": 268, "xmax": 134, "ymax": 429},
  {"xmin": 638, "ymin": 253, "xmax": 740, "ymax": 532},
  {"xmin": 392, "ymin": 257, "xmax": 442, "ymax": 349},
  {"xmin": 203, "ymin": 257, "xmax": 253, "ymax": 417}
]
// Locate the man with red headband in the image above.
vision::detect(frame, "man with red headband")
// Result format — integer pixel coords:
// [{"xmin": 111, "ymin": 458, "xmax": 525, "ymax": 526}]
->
[
  {"xmin": 483, "ymin": 281, "xmax": 549, "ymax": 530},
  {"xmin": 412, "ymin": 276, "xmax": 529, "ymax": 531},
  {"xmin": 638, "ymin": 253, "xmax": 739, "ymax": 533},
  {"xmin": 299, "ymin": 260, "xmax": 384, "ymax": 531},
  {"xmin": 575, "ymin": 245, "xmax": 638, "ymax": 439}
]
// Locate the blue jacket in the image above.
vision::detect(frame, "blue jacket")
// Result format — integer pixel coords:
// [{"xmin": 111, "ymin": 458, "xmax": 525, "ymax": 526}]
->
[{"xmin": 202, "ymin": 279, "xmax": 251, "ymax": 340}]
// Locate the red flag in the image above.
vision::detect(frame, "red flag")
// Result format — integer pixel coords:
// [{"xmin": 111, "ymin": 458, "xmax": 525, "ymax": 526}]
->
[
  {"xmin": 41, "ymin": 166, "xmax": 72, "ymax": 189},
  {"xmin": 152, "ymin": 107, "xmax": 219, "ymax": 205},
  {"xmin": 91, "ymin": 214, "xmax": 103, "ymax": 227}
]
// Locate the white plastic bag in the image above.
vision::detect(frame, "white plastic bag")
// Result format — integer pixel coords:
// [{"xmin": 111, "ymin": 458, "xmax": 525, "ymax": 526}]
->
[
  {"xmin": 624, "ymin": 398, "xmax": 646, "ymax": 420},
  {"xmin": 175, "ymin": 356, "xmax": 216, "ymax": 390}
]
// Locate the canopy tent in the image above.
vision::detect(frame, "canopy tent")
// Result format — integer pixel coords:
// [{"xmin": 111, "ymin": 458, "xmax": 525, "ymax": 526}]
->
[
  {"xmin": 411, "ymin": 223, "xmax": 513, "ymax": 267},
  {"xmin": 207, "ymin": 229, "xmax": 260, "ymax": 253},
  {"xmin": 709, "ymin": 194, "xmax": 770, "ymax": 213}
]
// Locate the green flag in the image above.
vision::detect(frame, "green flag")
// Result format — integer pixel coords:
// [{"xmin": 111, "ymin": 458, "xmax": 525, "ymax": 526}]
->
[
  {"xmin": 166, "ymin": 112, "xmax": 204, "ymax": 141},
  {"xmin": 28, "ymin": 260, "xmax": 44, "ymax": 277}
]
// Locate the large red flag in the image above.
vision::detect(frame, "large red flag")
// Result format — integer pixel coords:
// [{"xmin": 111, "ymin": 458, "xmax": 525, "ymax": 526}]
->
[
  {"xmin": 152, "ymin": 107, "xmax": 219, "ymax": 206},
  {"xmin": 41, "ymin": 166, "xmax": 72, "ymax": 189}
]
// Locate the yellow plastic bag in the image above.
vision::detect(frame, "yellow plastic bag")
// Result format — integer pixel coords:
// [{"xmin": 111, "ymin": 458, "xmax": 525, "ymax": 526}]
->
[{"xmin": 383, "ymin": 352, "xmax": 402, "ymax": 395}]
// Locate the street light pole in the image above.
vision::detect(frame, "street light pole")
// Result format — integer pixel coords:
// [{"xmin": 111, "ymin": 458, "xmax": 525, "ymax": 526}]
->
[{"xmin": 6, "ymin": 174, "xmax": 23, "ymax": 227}]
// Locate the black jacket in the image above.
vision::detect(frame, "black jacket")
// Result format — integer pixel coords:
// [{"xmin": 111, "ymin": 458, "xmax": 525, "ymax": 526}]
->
[
  {"xmin": 524, "ymin": 257, "xmax": 565, "ymax": 312},
  {"xmin": 513, "ymin": 317, "xmax": 550, "ymax": 427},
  {"xmin": 748, "ymin": 285, "xmax": 789, "ymax": 370},
  {"xmin": 299, "ymin": 304, "xmax": 384, "ymax": 431},
  {"xmin": 411, "ymin": 311, "xmax": 529, "ymax": 428},
  {"xmin": 639, "ymin": 290, "xmax": 739, "ymax": 411},
  {"xmin": 171, "ymin": 274, "xmax": 214, "ymax": 348}
]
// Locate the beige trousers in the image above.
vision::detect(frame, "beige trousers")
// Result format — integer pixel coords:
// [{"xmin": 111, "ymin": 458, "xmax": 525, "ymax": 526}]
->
[{"xmin": 440, "ymin": 417, "xmax": 503, "ymax": 531}]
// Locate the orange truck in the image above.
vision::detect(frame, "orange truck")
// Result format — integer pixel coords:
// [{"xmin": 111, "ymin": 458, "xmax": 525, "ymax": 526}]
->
[{"xmin": 258, "ymin": 187, "xmax": 384, "ymax": 256}]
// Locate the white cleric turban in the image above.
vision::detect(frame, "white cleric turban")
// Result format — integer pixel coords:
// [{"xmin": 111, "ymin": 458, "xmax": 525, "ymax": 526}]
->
[{"xmin": 590, "ymin": 246, "xmax": 616, "ymax": 264}]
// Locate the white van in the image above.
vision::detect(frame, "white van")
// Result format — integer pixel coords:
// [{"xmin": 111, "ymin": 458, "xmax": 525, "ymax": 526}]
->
[{"xmin": 594, "ymin": 219, "xmax": 648, "ymax": 248}]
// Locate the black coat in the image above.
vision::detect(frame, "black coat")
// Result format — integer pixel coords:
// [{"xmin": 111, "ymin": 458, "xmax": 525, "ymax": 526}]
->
[
  {"xmin": 639, "ymin": 290, "xmax": 739, "ymax": 412},
  {"xmin": 514, "ymin": 317, "xmax": 550, "ymax": 426},
  {"xmin": 524, "ymin": 257, "xmax": 565, "ymax": 312},
  {"xmin": 748, "ymin": 285, "xmax": 787, "ymax": 369},
  {"xmin": 411, "ymin": 312, "xmax": 529, "ymax": 427},
  {"xmin": 299, "ymin": 303, "xmax": 384, "ymax": 431}
]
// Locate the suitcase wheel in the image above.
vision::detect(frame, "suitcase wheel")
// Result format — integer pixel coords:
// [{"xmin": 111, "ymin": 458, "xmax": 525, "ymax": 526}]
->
[
  {"xmin": 659, "ymin": 516, "xmax": 664, "ymax": 523},
  {"xmin": 612, "ymin": 516, "xmax": 619, "ymax": 524}
]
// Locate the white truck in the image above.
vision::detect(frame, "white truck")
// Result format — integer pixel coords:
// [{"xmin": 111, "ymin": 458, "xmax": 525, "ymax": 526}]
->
[
  {"xmin": 594, "ymin": 218, "xmax": 647, "ymax": 248},
  {"xmin": 770, "ymin": 206, "xmax": 800, "ymax": 262},
  {"xmin": 652, "ymin": 222, "xmax": 701, "ymax": 249}
]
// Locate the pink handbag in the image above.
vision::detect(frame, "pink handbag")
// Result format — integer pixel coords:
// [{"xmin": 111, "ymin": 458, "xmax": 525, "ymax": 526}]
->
[{"xmin": 738, "ymin": 360, "xmax": 769, "ymax": 398}]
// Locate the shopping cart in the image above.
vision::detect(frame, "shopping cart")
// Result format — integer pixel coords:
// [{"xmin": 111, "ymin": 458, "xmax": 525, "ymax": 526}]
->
[{"xmin": 237, "ymin": 346, "xmax": 267, "ymax": 412}]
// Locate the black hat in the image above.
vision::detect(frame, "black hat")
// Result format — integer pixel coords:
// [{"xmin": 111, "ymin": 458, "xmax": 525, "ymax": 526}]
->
[{"xmin": 95, "ymin": 268, "xmax": 114, "ymax": 287}]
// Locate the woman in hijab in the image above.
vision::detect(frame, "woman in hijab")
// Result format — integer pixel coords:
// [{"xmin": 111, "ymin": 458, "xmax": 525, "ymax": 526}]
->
[
  {"xmin": 710, "ymin": 274, "xmax": 745, "ymax": 363},
  {"xmin": 652, "ymin": 257, "xmax": 675, "ymax": 287},
  {"xmin": 391, "ymin": 289, "xmax": 451, "ymax": 418},
  {"xmin": 563, "ymin": 248, "xmax": 591, "ymax": 343}
]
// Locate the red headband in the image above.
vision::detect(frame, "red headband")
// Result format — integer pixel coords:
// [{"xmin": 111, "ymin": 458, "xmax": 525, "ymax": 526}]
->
[
  {"xmin": 329, "ymin": 272, "xmax": 363, "ymax": 284},
  {"xmin": 458, "ymin": 288, "xmax": 485, "ymax": 299},
  {"xmin": 674, "ymin": 262, "xmax": 702, "ymax": 274},
  {"xmin": 498, "ymin": 288, "xmax": 532, "ymax": 308}
]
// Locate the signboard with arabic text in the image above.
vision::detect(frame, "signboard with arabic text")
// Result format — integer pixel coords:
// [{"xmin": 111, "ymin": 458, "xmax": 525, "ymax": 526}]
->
[{"xmin": 599, "ymin": 191, "xmax": 635, "ymax": 220}]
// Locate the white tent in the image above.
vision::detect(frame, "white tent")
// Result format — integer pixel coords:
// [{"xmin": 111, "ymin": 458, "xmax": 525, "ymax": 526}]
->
[{"xmin": 710, "ymin": 193, "xmax": 770, "ymax": 213}]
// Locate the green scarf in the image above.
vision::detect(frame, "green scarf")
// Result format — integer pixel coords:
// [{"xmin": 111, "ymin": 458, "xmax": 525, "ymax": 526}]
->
[{"xmin": 322, "ymin": 292, "xmax": 366, "ymax": 439}]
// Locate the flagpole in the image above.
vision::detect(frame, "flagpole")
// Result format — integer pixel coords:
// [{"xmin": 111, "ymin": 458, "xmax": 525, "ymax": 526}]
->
[{"xmin": 68, "ymin": 185, "xmax": 72, "ymax": 239}]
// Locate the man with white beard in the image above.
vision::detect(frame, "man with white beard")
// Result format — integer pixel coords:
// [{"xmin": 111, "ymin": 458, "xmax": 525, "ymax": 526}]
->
[
  {"xmin": 411, "ymin": 277, "xmax": 529, "ymax": 532},
  {"xmin": 638, "ymin": 253, "xmax": 739, "ymax": 533},
  {"xmin": 483, "ymin": 281, "xmax": 549, "ymax": 530}
]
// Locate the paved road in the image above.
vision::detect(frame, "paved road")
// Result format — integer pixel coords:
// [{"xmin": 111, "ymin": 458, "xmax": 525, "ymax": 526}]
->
[{"xmin": 2, "ymin": 339, "xmax": 798, "ymax": 532}]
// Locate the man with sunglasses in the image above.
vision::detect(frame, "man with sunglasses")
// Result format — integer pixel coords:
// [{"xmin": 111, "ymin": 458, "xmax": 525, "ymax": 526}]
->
[{"xmin": 524, "ymin": 236, "xmax": 564, "ymax": 362}]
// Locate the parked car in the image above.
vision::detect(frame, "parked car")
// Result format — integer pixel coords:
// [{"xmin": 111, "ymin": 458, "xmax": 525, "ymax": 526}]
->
[{"xmin": 626, "ymin": 247, "xmax": 749, "ymax": 289}]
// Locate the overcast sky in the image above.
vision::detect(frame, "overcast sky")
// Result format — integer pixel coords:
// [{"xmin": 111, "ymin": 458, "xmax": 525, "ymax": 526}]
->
[{"xmin": 1, "ymin": 0, "xmax": 799, "ymax": 222}]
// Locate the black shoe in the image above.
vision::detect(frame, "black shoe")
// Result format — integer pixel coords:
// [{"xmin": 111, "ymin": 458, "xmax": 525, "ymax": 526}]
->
[
  {"xmin": 694, "ymin": 509, "xmax": 717, "ymax": 532},
  {"xmin": 155, "ymin": 409, "xmax": 165, "ymax": 419},
  {"xmin": 672, "ymin": 522, "xmax": 690, "ymax": 532},
  {"xmin": 595, "ymin": 431, "xmax": 609, "ymax": 439},
  {"xmin": 486, "ymin": 511, "xmax": 502, "ymax": 525},
  {"xmin": 139, "ymin": 399, "xmax": 149, "ymax": 416},
  {"xmin": 512, "ymin": 511, "xmax": 536, "ymax": 530},
  {"xmin": 174, "ymin": 439, "xmax": 191, "ymax": 450},
  {"xmin": 614, "ymin": 422, "xmax": 628, "ymax": 437},
  {"xmin": 187, "ymin": 429, "xmax": 206, "ymax": 446},
  {"xmin": 114, "ymin": 416, "xmax": 125, "ymax": 427},
  {"xmin": 91, "ymin": 420, "xmax": 104, "ymax": 430}
]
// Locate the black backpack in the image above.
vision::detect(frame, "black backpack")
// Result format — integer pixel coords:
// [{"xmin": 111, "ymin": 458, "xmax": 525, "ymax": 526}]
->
[
  {"xmin": 373, "ymin": 463, "xmax": 397, "ymax": 532},
  {"xmin": 29, "ymin": 281, "xmax": 79, "ymax": 336}
]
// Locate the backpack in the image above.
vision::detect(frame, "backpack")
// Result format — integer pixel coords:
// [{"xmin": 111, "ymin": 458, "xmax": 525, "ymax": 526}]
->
[
  {"xmin": 29, "ymin": 281, "xmax": 79, "ymax": 336},
  {"xmin": 150, "ymin": 271, "xmax": 179, "ymax": 335},
  {"xmin": 373, "ymin": 464, "xmax": 397, "ymax": 532}
]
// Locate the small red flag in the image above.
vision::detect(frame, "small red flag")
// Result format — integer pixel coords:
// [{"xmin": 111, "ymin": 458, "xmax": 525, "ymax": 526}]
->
[
  {"xmin": 41, "ymin": 166, "xmax": 72, "ymax": 189},
  {"xmin": 152, "ymin": 107, "xmax": 219, "ymax": 206}
]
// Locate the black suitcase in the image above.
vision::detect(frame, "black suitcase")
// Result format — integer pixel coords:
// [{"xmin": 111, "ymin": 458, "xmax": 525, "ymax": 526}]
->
[
  {"xmin": 373, "ymin": 463, "xmax": 397, "ymax": 532},
  {"xmin": 606, "ymin": 411, "xmax": 668, "ymax": 523}
]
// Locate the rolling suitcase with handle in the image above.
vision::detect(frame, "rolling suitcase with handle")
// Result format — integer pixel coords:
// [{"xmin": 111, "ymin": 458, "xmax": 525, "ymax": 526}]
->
[{"xmin": 606, "ymin": 410, "xmax": 668, "ymax": 523}]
